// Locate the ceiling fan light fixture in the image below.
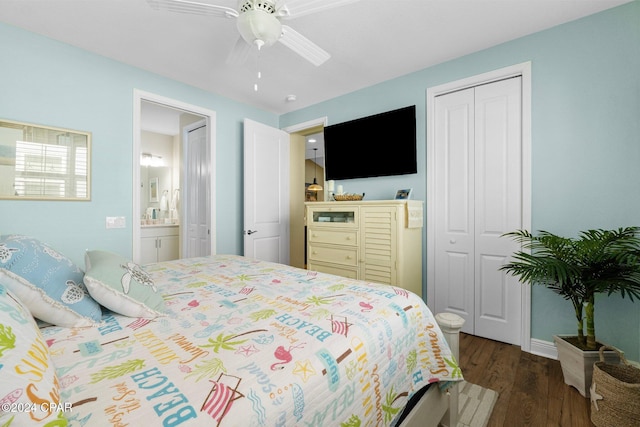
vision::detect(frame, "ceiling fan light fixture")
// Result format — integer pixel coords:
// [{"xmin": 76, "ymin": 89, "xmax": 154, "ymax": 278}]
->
[
  {"xmin": 149, "ymin": 0, "xmax": 343, "ymax": 67},
  {"xmin": 237, "ymin": 9, "xmax": 282, "ymax": 47}
]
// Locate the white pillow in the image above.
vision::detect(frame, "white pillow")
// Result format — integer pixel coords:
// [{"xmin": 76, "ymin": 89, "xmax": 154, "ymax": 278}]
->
[
  {"xmin": 0, "ymin": 284, "xmax": 69, "ymax": 426},
  {"xmin": 83, "ymin": 250, "xmax": 166, "ymax": 318}
]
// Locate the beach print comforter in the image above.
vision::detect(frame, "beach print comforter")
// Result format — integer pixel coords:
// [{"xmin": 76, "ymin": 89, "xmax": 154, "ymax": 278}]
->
[{"xmin": 43, "ymin": 255, "xmax": 462, "ymax": 426}]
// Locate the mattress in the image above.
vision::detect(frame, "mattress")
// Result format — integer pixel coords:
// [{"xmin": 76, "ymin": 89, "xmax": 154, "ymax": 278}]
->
[{"xmin": 41, "ymin": 255, "xmax": 462, "ymax": 426}]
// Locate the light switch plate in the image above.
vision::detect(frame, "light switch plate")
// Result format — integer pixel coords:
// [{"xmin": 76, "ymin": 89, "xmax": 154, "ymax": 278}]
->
[{"xmin": 106, "ymin": 216, "xmax": 126, "ymax": 229}]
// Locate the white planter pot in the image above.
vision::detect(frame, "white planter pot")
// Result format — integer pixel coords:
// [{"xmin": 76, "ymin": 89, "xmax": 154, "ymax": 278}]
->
[{"xmin": 554, "ymin": 335, "xmax": 620, "ymax": 398}]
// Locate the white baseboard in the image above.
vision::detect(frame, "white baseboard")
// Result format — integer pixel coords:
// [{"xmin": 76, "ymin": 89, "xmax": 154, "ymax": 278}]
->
[{"xmin": 529, "ymin": 338, "xmax": 557, "ymax": 360}]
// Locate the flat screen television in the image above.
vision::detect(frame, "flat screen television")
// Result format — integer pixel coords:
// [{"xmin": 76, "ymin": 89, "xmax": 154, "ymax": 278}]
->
[{"xmin": 323, "ymin": 105, "xmax": 417, "ymax": 180}]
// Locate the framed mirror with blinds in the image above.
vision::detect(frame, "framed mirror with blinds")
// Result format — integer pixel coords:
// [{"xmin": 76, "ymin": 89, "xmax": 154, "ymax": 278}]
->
[{"xmin": 0, "ymin": 119, "xmax": 91, "ymax": 200}]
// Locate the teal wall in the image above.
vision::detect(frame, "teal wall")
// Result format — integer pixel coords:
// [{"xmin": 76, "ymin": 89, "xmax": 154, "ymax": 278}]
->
[
  {"xmin": 0, "ymin": 22, "xmax": 278, "ymax": 264},
  {"xmin": 281, "ymin": 2, "xmax": 640, "ymax": 359},
  {"xmin": 1, "ymin": 2, "xmax": 639, "ymax": 359}
]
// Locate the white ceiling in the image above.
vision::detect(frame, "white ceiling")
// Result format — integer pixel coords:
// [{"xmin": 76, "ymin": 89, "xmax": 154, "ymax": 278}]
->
[
  {"xmin": 140, "ymin": 101, "xmax": 186, "ymax": 135},
  {"xmin": 0, "ymin": 0, "xmax": 631, "ymax": 115}
]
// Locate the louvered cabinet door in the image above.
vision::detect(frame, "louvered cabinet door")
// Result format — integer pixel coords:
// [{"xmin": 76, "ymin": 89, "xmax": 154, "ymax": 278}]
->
[
  {"xmin": 360, "ymin": 206, "xmax": 397, "ymax": 286},
  {"xmin": 359, "ymin": 203, "xmax": 423, "ymax": 298}
]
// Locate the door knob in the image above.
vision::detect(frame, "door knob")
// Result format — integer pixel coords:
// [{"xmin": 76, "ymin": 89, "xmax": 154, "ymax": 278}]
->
[
  {"xmin": 450, "ymin": 239, "xmax": 456, "ymax": 244},
  {"xmin": 245, "ymin": 229, "xmax": 258, "ymax": 235}
]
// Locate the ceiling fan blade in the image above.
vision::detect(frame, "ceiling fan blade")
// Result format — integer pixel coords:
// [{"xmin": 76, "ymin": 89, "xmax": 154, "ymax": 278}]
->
[
  {"xmin": 147, "ymin": 0, "xmax": 238, "ymax": 18},
  {"xmin": 279, "ymin": 25, "xmax": 330, "ymax": 66},
  {"xmin": 276, "ymin": 0, "xmax": 361, "ymax": 19},
  {"xmin": 226, "ymin": 36, "xmax": 252, "ymax": 66}
]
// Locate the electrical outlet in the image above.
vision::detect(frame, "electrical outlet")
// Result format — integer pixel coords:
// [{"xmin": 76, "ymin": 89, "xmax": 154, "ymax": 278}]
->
[{"xmin": 106, "ymin": 216, "xmax": 126, "ymax": 229}]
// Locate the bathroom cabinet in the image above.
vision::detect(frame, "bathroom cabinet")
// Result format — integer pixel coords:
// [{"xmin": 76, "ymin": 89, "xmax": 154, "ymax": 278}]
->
[{"xmin": 140, "ymin": 225, "xmax": 179, "ymax": 264}]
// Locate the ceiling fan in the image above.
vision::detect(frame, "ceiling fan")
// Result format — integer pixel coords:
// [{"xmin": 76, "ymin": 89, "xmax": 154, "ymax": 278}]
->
[{"xmin": 147, "ymin": 0, "xmax": 360, "ymax": 66}]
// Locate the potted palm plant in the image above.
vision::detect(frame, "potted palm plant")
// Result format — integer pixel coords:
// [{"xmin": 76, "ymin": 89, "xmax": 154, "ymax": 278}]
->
[{"xmin": 501, "ymin": 227, "xmax": 640, "ymax": 397}]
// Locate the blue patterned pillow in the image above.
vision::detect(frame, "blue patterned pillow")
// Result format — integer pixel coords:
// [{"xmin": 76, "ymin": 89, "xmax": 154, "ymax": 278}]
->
[{"xmin": 0, "ymin": 235, "xmax": 101, "ymax": 327}]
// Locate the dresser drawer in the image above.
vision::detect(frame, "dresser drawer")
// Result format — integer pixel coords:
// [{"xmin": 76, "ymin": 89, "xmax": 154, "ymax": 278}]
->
[
  {"xmin": 308, "ymin": 229, "xmax": 358, "ymax": 246},
  {"xmin": 308, "ymin": 244, "xmax": 358, "ymax": 267},
  {"xmin": 306, "ymin": 206, "xmax": 359, "ymax": 228},
  {"xmin": 308, "ymin": 262, "xmax": 358, "ymax": 279}
]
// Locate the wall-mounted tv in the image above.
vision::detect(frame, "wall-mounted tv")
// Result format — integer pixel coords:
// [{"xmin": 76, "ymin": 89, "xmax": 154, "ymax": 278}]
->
[{"xmin": 323, "ymin": 105, "xmax": 417, "ymax": 180}]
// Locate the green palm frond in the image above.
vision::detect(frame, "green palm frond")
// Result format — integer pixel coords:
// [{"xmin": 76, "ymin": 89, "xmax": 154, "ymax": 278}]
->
[
  {"xmin": 249, "ymin": 309, "xmax": 276, "ymax": 321},
  {"xmin": 1, "ymin": 415, "xmax": 15, "ymax": 427},
  {"xmin": 445, "ymin": 356, "xmax": 462, "ymax": 379},
  {"xmin": 90, "ymin": 359, "xmax": 145, "ymax": 383},
  {"xmin": 201, "ymin": 333, "xmax": 248, "ymax": 353},
  {"xmin": 0, "ymin": 324, "xmax": 16, "ymax": 357},
  {"xmin": 501, "ymin": 227, "xmax": 640, "ymax": 350},
  {"xmin": 200, "ymin": 329, "xmax": 267, "ymax": 353},
  {"xmin": 382, "ymin": 386, "xmax": 403, "ymax": 423},
  {"xmin": 328, "ymin": 284, "xmax": 346, "ymax": 292},
  {"xmin": 185, "ymin": 358, "xmax": 227, "ymax": 382},
  {"xmin": 405, "ymin": 349, "xmax": 418, "ymax": 374},
  {"xmin": 340, "ymin": 415, "xmax": 361, "ymax": 427}
]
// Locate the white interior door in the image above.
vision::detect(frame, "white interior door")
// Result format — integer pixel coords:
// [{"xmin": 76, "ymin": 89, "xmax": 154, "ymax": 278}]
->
[
  {"xmin": 183, "ymin": 120, "xmax": 210, "ymax": 258},
  {"xmin": 243, "ymin": 119, "xmax": 290, "ymax": 264},
  {"xmin": 434, "ymin": 77, "xmax": 523, "ymax": 345},
  {"xmin": 434, "ymin": 87, "xmax": 476, "ymax": 331},
  {"xmin": 474, "ymin": 78, "xmax": 523, "ymax": 344}
]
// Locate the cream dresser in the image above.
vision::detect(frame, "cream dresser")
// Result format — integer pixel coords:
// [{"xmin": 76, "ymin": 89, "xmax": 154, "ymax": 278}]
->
[{"xmin": 305, "ymin": 200, "xmax": 423, "ymax": 297}]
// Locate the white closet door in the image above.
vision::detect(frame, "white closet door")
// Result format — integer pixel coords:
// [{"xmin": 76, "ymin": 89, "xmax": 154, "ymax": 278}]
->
[
  {"xmin": 473, "ymin": 78, "xmax": 522, "ymax": 345},
  {"xmin": 434, "ymin": 87, "xmax": 476, "ymax": 333},
  {"xmin": 434, "ymin": 77, "xmax": 522, "ymax": 345}
]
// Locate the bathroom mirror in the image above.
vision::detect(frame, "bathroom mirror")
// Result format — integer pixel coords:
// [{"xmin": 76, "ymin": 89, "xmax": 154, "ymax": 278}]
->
[{"xmin": 0, "ymin": 119, "xmax": 91, "ymax": 200}]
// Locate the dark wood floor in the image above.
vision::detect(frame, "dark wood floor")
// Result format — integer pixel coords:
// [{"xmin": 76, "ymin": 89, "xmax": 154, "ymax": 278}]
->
[{"xmin": 458, "ymin": 333, "xmax": 595, "ymax": 427}]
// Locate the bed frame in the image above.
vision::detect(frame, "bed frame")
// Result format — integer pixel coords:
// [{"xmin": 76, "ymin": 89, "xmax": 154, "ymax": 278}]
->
[{"xmin": 401, "ymin": 312, "xmax": 465, "ymax": 427}]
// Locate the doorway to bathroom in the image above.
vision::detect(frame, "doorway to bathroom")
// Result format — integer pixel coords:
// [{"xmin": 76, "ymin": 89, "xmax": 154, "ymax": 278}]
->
[{"xmin": 132, "ymin": 90, "xmax": 216, "ymax": 264}]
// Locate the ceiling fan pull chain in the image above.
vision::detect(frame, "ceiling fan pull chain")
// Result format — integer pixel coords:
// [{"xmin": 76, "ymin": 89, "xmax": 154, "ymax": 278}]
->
[
  {"xmin": 254, "ymin": 44, "xmax": 262, "ymax": 92},
  {"xmin": 255, "ymin": 70, "xmax": 261, "ymax": 92}
]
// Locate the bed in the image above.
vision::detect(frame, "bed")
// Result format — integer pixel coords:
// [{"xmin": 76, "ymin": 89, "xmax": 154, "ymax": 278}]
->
[{"xmin": 0, "ymin": 235, "xmax": 463, "ymax": 427}]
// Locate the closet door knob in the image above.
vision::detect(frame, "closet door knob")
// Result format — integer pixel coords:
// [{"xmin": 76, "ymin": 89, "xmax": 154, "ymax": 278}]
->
[{"xmin": 450, "ymin": 239, "xmax": 456, "ymax": 244}]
